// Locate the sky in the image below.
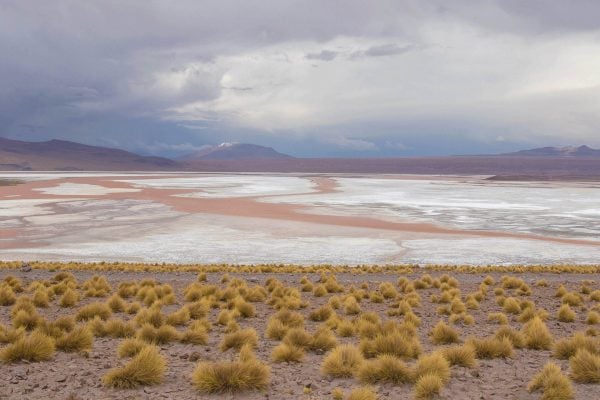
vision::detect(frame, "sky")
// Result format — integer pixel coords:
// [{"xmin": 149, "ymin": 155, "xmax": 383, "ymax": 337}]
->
[{"xmin": 1, "ymin": 1, "xmax": 600, "ymax": 157}]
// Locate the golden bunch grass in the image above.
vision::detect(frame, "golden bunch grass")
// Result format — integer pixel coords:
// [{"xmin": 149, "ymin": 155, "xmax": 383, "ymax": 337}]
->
[
  {"xmin": 309, "ymin": 328, "xmax": 338, "ymax": 352},
  {"xmin": 103, "ymin": 318, "xmax": 136, "ymax": 338},
  {"xmin": 75, "ymin": 302, "xmax": 112, "ymax": 321},
  {"xmin": 272, "ymin": 309, "xmax": 304, "ymax": 328},
  {"xmin": 487, "ymin": 312, "xmax": 509, "ymax": 325},
  {"xmin": 134, "ymin": 307, "xmax": 165, "ymax": 328},
  {"xmin": 180, "ymin": 325, "xmax": 209, "ymax": 345},
  {"xmin": 220, "ymin": 328, "xmax": 258, "ymax": 352},
  {"xmin": 136, "ymin": 323, "xmax": 181, "ymax": 344},
  {"xmin": 429, "ymin": 320, "xmax": 460, "ymax": 345},
  {"xmin": 283, "ymin": 328, "xmax": 313, "ymax": 348},
  {"xmin": 528, "ymin": 362, "xmax": 574, "ymax": 400},
  {"xmin": 343, "ymin": 297, "xmax": 361, "ymax": 315},
  {"xmin": 356, "ymin": 354, "xmax": 413, "ymax": 385},
  {"xmin": 103, "ymin": 346, "xmax": 166, "ymax": 388},
  {"xmin": 414, "ymin": 373, "xmax": 444, "ymax": 400},
  {"xmin": 413, "ymin": 351, "xmax": 450, "ymax": 384},
  {"xmin": 59, "ymin": 289, "xmax": 79, "ymax": 307},
  {"xmin": 165, "ymin": 307, "xmax": 191, "ymax": 326},
  {"xmin": 234, "ymin": 299, "xmax": 256, "ymax": 318},
  {"xmin": 360, "ymin": 331, "xmax": 422, "ymax": 359},
  {"xmin": 586, "ymin": 311, "xmax": 600, "ymax": 325},
  {"xmin": 0, "ymin": 331, "xmax": 55, "ymax": 362},
  {"xmin": 12, "ymin": 309, "xmax": 44, "ymax": 331},
  {"xmin": 336, "ymin": 319, "xmax": 356, "ymax": 337},
  {"xmin": 494, "ymin": 326, "xmax": 525, "ymax": 349},
  {"xmin": 107, "ymin": 294, "xmax": 126, "ymax": 313},
  {"xmin": 0, "ymin": 284, "xmax": 17, "ymax": 306},
  {"xmin": 569, "ymin": 349, "xmax": 600, "ymax": 383},
  {"xmin": 184, "ymin": 301, "xmax": 209, "ymax": 319},
  {"xmin": 271, "ymin": 342, "xmax": 304, "ymax": 363},
  {"xmin": 192, "ymin": 358, "xmax": 270, "ymax": 393},
  {"xmin": 502, "ymin": 297, "xmax": 521, "ymax": 314},
  {"xmin": 347, "ymin": 386, "xmax": 378, "ymax": 400},
  {"xmin": 118, "ymin": 338, "xmax": 148, "ymax": 358},
  {"xmin": 441, "ymin": 344, "xmax": 477, "ymax": 368},
  {"xmin": 309, "ymin": 305, "xmax": 333, "ymax": 322},
  {"xmin": 467, "ymin": 336, "xmax": 513, "ymax": 359},
  {"xmin": 522, "ymin": 316, "xmax": 553, "ymax": 350},
  {"xmin": 557, "ymin": 304, "xmax": 576, "ymax": 323},
  {"xmin": 56, "ymin": 325, "xmax": 93, "ymax": 353},
  {"xmin": 561, "ymin": 292, "xmax": 583, "ymax": 307},
  {"xmin": 321, "ymin": 344, "xmax": 364, "ymax": 378},
  {"xmin": 553, "ymin": 332, "xmax": 599, "ymax": 359}
]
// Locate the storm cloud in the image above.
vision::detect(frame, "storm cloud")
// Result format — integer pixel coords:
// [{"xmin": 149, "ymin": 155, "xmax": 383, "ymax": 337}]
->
[{"xmin": 1, "ymin": 1, "xmax": 600, "ymax": 156}]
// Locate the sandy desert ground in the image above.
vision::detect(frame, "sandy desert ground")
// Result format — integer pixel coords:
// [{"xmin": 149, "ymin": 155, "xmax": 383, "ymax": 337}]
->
[
  {"xmin": 0, "ymin": 264, "xmax": 599, "ymax": 399},
  {"xmin": 1, "ymin": 172, "xmax": 599, "ymax": 265}
]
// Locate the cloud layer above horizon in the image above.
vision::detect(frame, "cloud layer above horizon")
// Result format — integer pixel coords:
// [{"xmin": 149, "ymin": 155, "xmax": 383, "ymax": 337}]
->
[{"xmin": 1, "ymin": 0, "xmax": 600, "ymax": 156}]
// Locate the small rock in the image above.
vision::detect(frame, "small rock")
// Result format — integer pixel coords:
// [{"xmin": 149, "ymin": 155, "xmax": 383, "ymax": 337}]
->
[{"xmin": 56, "ymin": 376, "xmax": 67, "ymax": 383}]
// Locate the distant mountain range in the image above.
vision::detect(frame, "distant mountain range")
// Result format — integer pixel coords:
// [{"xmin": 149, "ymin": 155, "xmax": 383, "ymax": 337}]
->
[
  {"xmin": 0, "ymin": 137, "xmax": 177, "ymax": 171},
  {"xmin": 501, "ymin": 145, "xmax": 600, "ymax": 157},
  {"xmin": 1, "ymin": 137, "xmax": 599, "ymax": 179},
  {"xmin": 179, "ymin": 142, "xmax": 292, "ymax": 161}
]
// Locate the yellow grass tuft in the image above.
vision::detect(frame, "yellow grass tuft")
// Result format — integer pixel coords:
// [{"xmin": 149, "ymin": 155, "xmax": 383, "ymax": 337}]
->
[
  {"xmin": 192, "ymin": 359, "xmax": 270, "ymax": 393},
  {"xmin": 136, "ymin": 323, "xmax": 181, "ymax": 344},
  {"xmin": 429, "ymin": 320, "xmax": 460, "ymax": 345},
  {"xmin": 360, "ymin": 331, "xmax": 422, "ymax": 359},
  {"xmin": 502, "ymin": 297, "xmax": 521, "ymax": 314},
  {"xmin": 118, "ymin": 338, "xmax": 148, "ymax": 358},
  {"xmin": 528, "ymin": 362, "xmax": 573, "ymax": 400},
  {"xmin": 569, "ymin": 349, "xmax": 600, "ymax": 383},
  {"xmin": 467, "ymin": 336, "xmax": 513, "ymax": 359},
  {"xmin": 586, "ymin": 311, "xmax": 600, "ymax": 325},
  {"xmin": 283, "ymin": 328, "xmax": 313, "ymax": 348},
  {"xmin": 414, "ymin": 373, "xmax": 444, "ymax": 400},
  {"xmin": 522, "ymin": 316, "xmax": 553, "ymax": 350},
  {"xmin": 494, "ymin": 326, "xmax": 525, "ymax": 349},
  {"xmin": 0, "ymin": 331, "xmax": 55, "ymax": 362},
  {"xmin": 102, "ymin": 346, "xmax": 166, "ymax": 388},
  {"xmin": 356, "ymin": 354, "xmax": 413, "ymax": 385},
  {"xmin": 553, "ymin": 332, "xmax": 599, "ymax": 360},
  {"xmin": 441, "ymin": 344, "xmax": 477, "ymax": 368},
  {"xmin": 321, "ymin": 344, "xmax": 364, "ymax": 378},
  {"xmin": 220, "ymin": 328, "xmax": 258, "ymax": 352},
  {"xmin": 557, "ymin": 304, "xmax": 576, "ymax": 323},
  {"xmin": 76, "ymin": 302, "xmax": 112, "ymax": 321},
  {"xmin": 56, "ymin": 325, "xmax": 93, "ymax": 353},
  {"xmin": 413, "ymin": 351, "xmax": 450, "ymax": 384},
  {"xmin": 271, "ymin": 342, "xmax": 304, "ymax": 363}
]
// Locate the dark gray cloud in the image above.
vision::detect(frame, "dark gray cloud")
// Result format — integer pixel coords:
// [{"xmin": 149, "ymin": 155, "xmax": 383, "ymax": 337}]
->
[{"xmin": 1, "ymin": 1, "xmax": 599, "ymax": 156}]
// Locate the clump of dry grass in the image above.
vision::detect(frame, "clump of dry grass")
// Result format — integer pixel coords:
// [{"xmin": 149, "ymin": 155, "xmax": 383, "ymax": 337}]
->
[
  {"xmin": 553, "ymin": 332, "xmax": 599, "ymax": 360},
  {"xmin": 569, "ymin": 349, "xmax": 600, "ymax": 383},
  {"xmin": 76, "ymin": 302, "xmax": 112, "ymax": 321},
  {"xmin": 528, "ymin": 362, "xmax": 573, "ymax": 400},
  {"xmin": 429, "ymin": 320, "xmax": 460, "ymax": 345},
  {"xmin": 586, "ymin": 311, "xmax": 600, "ymax": 325},
  {"xmin": 192, "ymin": 357, "xmax": 270, "ymax": 393},
  {"xmin": 136, "ymin": 323, "xmax": 181, "ymax": 344},
  {"xmin": 467, "ymin": 336, "xmax": 513, "ymax": 359},
  {"xmin": 271, "ymin": 342, "xmax": 304, "ymax": 363},
  {"xmin": 441, "ymin": 345, "xmax": 477, "ymax": 368},
  {"xmin": 283, "ymin": 328, "xmax": 313, "ymax": 348},
  {"xmin": 59, "ymin": 289, "xmax": 79, "ymax": 307},
  {"xmin": 557, "ymin": 304, "xmax": 576, "ymax": 323},
  {"xmin": 102, "ymin": 346, "xmax": 166, "ymax": 388},
  {"xmin": 118, "ymin": 338, "xmax": 148, "ymax": 358},
  {"xmin": 309, "ymin": 305, "xmax": 333, "ymax": 322},
  {"xmin": 356, "ymin": 354, "xmax": 412, "ymax": 385},
  {"xmin": 360, "ymin": 331, "xmax": 422, "ymax": 359},
  {"xmin": 347, "ymin": 386, "xmax": 378, "ymax": 400},
  {"xmin": 102, "ymin": 318, "xmax": 136, "ymax": 338},
  {"xmin": 561, "ymin": 292, "xmax": 583, "ymax": 307},
  {"xmin": 487, "ymin": 312, "xmax": 509, "ymax": 325},
  {"xmin": 414, "ymin": 373, "xmax": 444, "ymax": 400},
  {"xmin": 180, "ymin": 326, "xmax": 209, "ymax": 345},
  {"xmin": 12, "ymin": 309, "xmax": 44, "ymax": 331},
  {"xmin": 220, "ymin": 328, "xmax": 258, "ymax": 352},
  {"xmin": 0, "ymin": 284, "xmax": 17, "ymax": 306},
  {"xmin": 56, "ymin": 325, "xmax": 93, "ymax": 353},
  {"xmin": 343, "ymin": 296, "xmax": 361, "ymax": 315},
  {"xmin": 522, "ymin": 316, "xmax": 553, "ymax": 350},
  {"xmin": 502, "ymin": 297, "xmax": 521, "ymax": 314},
  {"xmin": 309, "ymin": 328, "xmax": 338, "ymax": 352},
  {"xmin": 107, "ymin": 294, "xmax": 126, "ymax": 313},
  {"xmin": 413, "ymin": 351, "xmax": 450, "ymax": 384},
  {"xmin": 321, "ymin": 344, "xmax": 364, "ymax": 378},
  {"xmin": 0, "ymin": 331, "xmax": 55, "ymax": 362}
]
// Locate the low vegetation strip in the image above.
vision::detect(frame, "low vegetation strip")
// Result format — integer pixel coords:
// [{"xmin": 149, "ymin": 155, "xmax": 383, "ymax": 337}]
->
[{"xmin": 0, "ymin": 266, "xmax": 599, "ymax": 398}]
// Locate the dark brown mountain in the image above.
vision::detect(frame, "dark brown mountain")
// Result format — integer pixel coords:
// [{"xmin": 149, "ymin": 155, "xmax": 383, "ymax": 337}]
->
[
  {"xmin": 502, "ymin": 145, "xmax": 600, "ymax": 157},
  {"xmin": 0, "ymin": 137, "xmax": 179, "ymax": 171},
  {"xmin": 179, "ymin": 142, "xmax": 292, "ymax": 161}
]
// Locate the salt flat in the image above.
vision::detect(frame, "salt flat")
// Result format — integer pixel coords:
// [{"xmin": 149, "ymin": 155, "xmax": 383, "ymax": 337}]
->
[{"xmin": 1, "ymin": 172, "xmax": 599, "ymax": 265}]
